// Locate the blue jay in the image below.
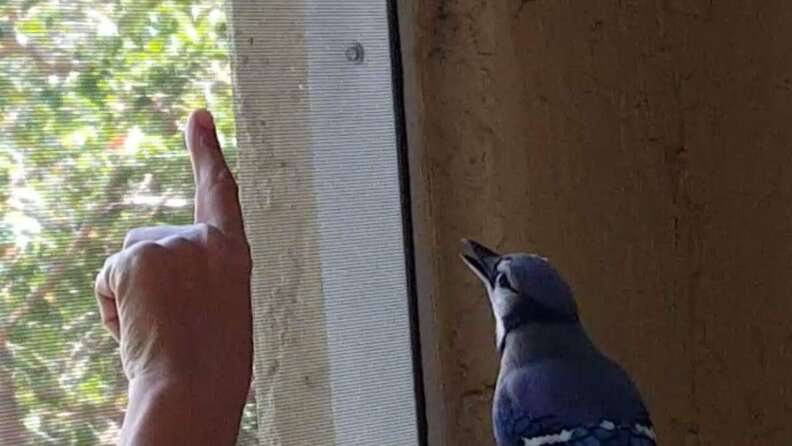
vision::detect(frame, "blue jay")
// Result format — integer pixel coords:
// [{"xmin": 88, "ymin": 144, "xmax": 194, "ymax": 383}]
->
[{"xmin": 460, "ymin": 239, "xmax": 656, "ymax": 446}]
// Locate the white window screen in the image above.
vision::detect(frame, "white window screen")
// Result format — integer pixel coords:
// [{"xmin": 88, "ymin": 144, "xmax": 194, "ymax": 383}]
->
[{"xmin": 0, "ymin": 0, "xmax": 421, "ymax": 444}]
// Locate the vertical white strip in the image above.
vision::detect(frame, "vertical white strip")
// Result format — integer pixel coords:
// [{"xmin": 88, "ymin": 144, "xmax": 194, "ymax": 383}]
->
[{"xmin": 305, "ymin": 2, "xmax": 419, "ymax": 445}]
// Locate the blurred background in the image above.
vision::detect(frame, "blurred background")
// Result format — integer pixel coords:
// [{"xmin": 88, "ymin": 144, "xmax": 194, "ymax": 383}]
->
[{"xmin": 0, "ymin": 0, "xmax": 257, "ymax": 443}]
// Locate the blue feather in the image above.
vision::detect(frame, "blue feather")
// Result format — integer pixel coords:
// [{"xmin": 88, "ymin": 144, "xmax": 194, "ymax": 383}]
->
[{"xmin": 494, "ymin": 356, "xmax": 655, "ymax": 445}]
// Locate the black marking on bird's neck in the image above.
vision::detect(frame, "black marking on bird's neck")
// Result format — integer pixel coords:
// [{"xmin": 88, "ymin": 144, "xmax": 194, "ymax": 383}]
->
[
  {"xmin": 497, "ymin": 294, "xmax": 580, "ymax": 356},
  {"xmin": 498, "ymin": 318, "xmax": 593, "ymax": 368}
]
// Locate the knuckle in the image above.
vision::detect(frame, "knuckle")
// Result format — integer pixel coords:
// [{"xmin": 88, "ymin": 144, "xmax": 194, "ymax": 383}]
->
[
  {"xmin": 166, "ymin": 235, "xmax": 192, "ymax": 248},
  {"xmin": 124, "ymin": 241, "xmax": 167, "ymax": 271},
  {"xmin": 196, "ymin": 222, "xmax": 218, "ymax": 237},
  {"xmin": 214, "ymin": 167, "xmax": 236, "ymax": 186},
  {"xmin": 122, "ymin": 228, "xmax": 141, "ymax": 248},
  {"xmin": 94, "ymin": 253, "xmax": 118, "ymax": 296},
  {"xmin": 208, "ymin": 168, "xmax": 239, "ymax": 196},
  {"xmin": 93, "ymin": 274, "xmax": 104, "ymax": 295},
  {"xmin": 195, "ymin": 223, "xmax": 223, "ymax": 244},
  {"xmin": 166, "ymin": 235, "xmax": 203, "ymax": 256}
]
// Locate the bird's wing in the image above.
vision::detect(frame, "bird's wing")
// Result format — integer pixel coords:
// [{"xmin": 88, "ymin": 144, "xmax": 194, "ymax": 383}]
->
[
  {"xmin": 496, "ymin": 403, "xmax": 656, "ymax": 446},
  {"xmin": 494, "ymin": 360, "xmax": 656, "ymax": 446},
  {"xmin": 518, "ymin": 419, "xmax": 656, "ymax": 446}
]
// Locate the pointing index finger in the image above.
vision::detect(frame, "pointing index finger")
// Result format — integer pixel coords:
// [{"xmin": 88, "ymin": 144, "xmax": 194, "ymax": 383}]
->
[{"xmin": 185, "ymin": 109, "xmax": 245, "ymax": 238}]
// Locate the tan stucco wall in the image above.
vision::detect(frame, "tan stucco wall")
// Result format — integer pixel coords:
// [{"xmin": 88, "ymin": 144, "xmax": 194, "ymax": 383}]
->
[
  {"xmin": 399, "ymin": 1, "xmax": 792, "ymax": 444},
  {"xmin": 230, "ymin": 2, "xmax": 337, "ymax": 444}
]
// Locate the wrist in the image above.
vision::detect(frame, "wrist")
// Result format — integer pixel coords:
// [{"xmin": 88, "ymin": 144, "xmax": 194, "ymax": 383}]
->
[{"xmin": 120, "ymin": 372, "xmax": 246, "ymax": 446}]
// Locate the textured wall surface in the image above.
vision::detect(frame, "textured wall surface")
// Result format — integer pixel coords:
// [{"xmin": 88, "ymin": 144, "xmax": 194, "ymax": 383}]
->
[
  {"xmin": 230, "ymin": 2, "xmax": 338, "ymax": 444},
  {"xmin": 398, "ymin": 1, "xmax": 792, "ymax": 444}
]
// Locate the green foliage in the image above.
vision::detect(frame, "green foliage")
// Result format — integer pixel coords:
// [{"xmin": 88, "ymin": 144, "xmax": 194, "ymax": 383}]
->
[{"xmin": 0, "ymin": 1, "xmax": 257, "ymax": 444}]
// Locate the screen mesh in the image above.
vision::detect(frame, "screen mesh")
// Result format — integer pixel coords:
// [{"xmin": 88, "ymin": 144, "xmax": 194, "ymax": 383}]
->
[
  {"xmin": 0, "ymin": 0, "xmax": 259, "ymax": 443},
  {"xmin": 230, "ymin": 0, "xmax": 420, "ymax": 444},
  {"xmin": 1, "ymin": 0, "xmax": 418, "ymax": 444}
]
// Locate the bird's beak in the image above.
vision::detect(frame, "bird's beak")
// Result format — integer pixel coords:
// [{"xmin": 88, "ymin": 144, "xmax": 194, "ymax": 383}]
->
[{"xmin": 460, "ymin": 239, "xmax": 500, "ymax": 286}]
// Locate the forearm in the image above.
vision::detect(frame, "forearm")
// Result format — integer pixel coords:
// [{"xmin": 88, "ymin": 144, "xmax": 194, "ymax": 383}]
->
[{"xmin": 120, "ymin": 375, "xmax": 245, "ymax": 446}]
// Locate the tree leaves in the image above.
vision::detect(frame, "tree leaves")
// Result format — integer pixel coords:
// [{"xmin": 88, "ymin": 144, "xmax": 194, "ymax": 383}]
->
[{"xmin": 1, "ymin": 0, "xmax": 253, "ymax": 443}]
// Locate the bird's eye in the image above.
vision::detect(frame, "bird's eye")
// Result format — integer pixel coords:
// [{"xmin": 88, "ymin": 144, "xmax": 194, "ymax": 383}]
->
[{"xmin": 496, "ymin": 273, "xmax": 512, "ymax": 289}]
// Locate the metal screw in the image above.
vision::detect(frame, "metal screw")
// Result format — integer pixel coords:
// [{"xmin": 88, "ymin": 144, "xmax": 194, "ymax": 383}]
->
[{"xmin": 346, "ymin": 42, "xmax": 365, "ymax": 64}]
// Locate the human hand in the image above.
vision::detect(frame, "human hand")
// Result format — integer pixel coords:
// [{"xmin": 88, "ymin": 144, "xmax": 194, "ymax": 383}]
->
[{"xmin": 94, "ymin": 109, "xmax": 252, "ymax": 445}]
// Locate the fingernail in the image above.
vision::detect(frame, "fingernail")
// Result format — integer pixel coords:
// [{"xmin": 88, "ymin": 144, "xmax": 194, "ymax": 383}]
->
[{"xmin": 193, "ymin": 109, "xmax": 215, "ymax": 131}]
